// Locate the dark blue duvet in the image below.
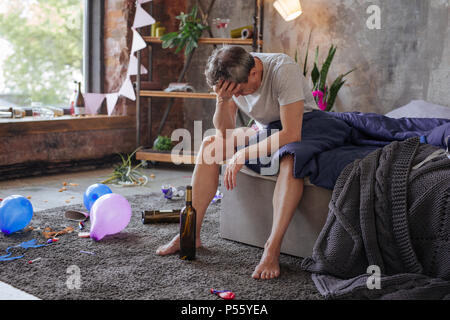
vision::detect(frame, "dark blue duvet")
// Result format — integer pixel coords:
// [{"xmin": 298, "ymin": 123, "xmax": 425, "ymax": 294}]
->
[{"xmin": 245, "ymin": 110, "xmax": 450, "ymax": 190}]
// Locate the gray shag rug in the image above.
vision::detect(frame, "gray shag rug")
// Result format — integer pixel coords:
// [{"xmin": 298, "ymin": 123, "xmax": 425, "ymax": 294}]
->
[{"xmin": 0, "ymin": 190, "xmax": 321, "ymax": 300}]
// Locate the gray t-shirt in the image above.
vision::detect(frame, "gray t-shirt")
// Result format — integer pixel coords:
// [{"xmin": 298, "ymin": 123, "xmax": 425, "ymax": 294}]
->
[{"xmin": 232, "ymin": 53, "xmax": 318, "ymax": 128}]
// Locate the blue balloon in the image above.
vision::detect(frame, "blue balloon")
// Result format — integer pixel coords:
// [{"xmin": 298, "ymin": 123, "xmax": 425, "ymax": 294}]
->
[
  {"xmin": 0, "ymin": 195, "xmax": 34, "ymax": 235},
  {"xmin": 83, "ymin": 183, "xmax": 112, "ymax": 212}
]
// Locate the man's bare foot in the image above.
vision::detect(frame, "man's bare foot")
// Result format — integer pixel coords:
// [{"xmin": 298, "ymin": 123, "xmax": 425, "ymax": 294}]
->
[
  {"xmin": 156, "ymin": 234, "xmax": 202, "ymax": 256},
  {"xmin": 252, "ymin": 243, "xmax": 281, "ymax": 280}
]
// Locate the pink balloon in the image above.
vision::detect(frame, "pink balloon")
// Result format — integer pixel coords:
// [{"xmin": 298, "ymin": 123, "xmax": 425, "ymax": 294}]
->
[{"xmin": 90, "ymin": 193, "xmax": 132, "ymax": 241}]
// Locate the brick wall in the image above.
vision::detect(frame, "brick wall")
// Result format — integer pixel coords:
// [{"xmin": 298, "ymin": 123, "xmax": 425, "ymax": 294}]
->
[
  {"xmin": 138, "ymin": 0, "xmax": 187, "ymax": 147},
  {"xmin": 104, "ymin": 0, "xmax": 187, "ymax": 147}
]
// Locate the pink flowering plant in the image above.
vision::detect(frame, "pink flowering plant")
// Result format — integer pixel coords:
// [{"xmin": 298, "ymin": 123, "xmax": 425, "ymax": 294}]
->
[{"xmin": 296, "ymin": 33, "xmax": 355, "ymax": 112}]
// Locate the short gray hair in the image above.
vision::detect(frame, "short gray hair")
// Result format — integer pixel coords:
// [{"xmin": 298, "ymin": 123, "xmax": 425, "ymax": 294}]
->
[{"xmin": 204, "ymin": 46, "xmax": 255, "ymax": 87}]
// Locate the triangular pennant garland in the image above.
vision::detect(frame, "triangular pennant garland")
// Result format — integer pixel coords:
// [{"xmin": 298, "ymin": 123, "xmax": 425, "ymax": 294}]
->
[
  {"xmin": 119, "ymin": 77, "xmax": 136, "ymax": 101},
  {"xmin": 133, "ymin": 2, "xmax": 156, "ymax": 29},
  {"xmin": 127, "ymin": 53, "xmax": 148, "ymax": 76},
  {"xmin": 84, "ymin": 93, "xmax": 106, "ymax": 115},
  {"xmin": 131, "ymin": 28, "xmax": 148, "ymax": 54},
  {"xmin": 84, "ymin": 4, "xmax": 155, "ymax": 116},
  {"xmin": 106, "ymin": 93, "xmax": 119, "ymax": 116}
]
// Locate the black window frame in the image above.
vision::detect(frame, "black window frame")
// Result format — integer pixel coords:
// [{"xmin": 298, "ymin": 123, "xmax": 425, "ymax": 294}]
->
[{"xmin": 83, "ymin": 0, "xmax": 104, "ymax": 94}]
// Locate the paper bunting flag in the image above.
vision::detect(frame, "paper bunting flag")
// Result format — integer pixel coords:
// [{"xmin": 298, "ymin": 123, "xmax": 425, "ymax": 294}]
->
[
  {"xmin": 119, "ymin": 77, "xmax": 136, "ymax": 101},
  {"xmin": 131, "ymin": 28, "xmax": 147, "ymax": 54},
  {"xmin": 127, "ymin": 53, "xmax": 148, "ymax": 76},
  {"xmin": 106, "ymin": 93, "xmax": 119, "ymax": 116},
  {"xmin": 133, "ymin": 2, "xmax": 155, "ymax": 29},
  {"xmin": 84, "ymin": 93, "xmax": 106, "ymax": 115},
  {"xmin": 84, "ymin": 2, "xmax": 153, "ymax": 116}
]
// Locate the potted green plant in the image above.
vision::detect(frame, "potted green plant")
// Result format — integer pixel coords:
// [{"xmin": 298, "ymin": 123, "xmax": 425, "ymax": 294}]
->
[
  {"xmin": 296, "ymin": 32, "xmax": 356, "ymax": 112},
  {"xmin": 153, "ymin": 135, "xmax": 173, "ymax": 152},
  {"xmin": 101, "ymin": 147, "xmax": 148, "ymax": 186},
  {"xmin": 160, "ymin": 5, "xmax": 209, "ymax": 56}
]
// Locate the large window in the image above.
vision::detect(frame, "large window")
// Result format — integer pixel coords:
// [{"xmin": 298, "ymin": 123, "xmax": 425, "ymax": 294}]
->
[{"xmin": 0, "ymin": 0, "xmax": 84, "ymax": 118}]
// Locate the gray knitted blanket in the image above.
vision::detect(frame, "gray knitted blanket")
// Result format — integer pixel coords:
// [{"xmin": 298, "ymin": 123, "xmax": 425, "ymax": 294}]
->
[{"xmin": 301, "ymin": 137, "xmax": 450, "ymax": 299}]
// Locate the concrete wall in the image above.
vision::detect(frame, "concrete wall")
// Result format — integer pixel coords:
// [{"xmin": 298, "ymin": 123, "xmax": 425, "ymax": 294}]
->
[
  {"xmin": 264, "ymin": 0, "xmax": 450, "ymax": 113},
  {"xmin": 183, "ymin": 0, "xmax": 449, "ymax": 136}
]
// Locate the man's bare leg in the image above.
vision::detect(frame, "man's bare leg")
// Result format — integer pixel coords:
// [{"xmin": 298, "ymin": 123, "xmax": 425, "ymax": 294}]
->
[
  {"xmin": 252, "ymin": 155, "xmax": 304, "ymax": 279},
  {"xmin": 156, "ymin": 128, "xmax": 256, "ymax": 255},
  {"xmin": 156, "ymin": 135, "xmax": 221, "ymax": 255}
]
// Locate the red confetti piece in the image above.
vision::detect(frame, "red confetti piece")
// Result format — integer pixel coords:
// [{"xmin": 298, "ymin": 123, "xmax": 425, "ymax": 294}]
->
[{"xmin": 210, "ymin": 288, "xmax": 235, "ymax": 300}]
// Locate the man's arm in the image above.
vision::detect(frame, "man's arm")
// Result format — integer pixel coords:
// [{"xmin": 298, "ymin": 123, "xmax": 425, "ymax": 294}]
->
[
  {"xmin": 212, "ymin": 80, "xmax": 240, "ymax": 137},
  {"xmin": 239, "ymin": 62, "xmax": 306, "ymax": 161},
  {"xmin": 213, "ymin": 97, "xmax": 237, "ymax": 137},
  {"xmin": 223, "ymin": 100, "xmax": 304, "ymax": 190},
  {"xmin": 240, "ymin": 100, "xmax": 304, "ymax": 161}
]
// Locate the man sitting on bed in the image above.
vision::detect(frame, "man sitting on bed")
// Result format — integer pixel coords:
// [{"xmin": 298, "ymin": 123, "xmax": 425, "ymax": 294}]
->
[{"xmin": 156, "ymin": 46, "xmax": 319, "ymax": 280}]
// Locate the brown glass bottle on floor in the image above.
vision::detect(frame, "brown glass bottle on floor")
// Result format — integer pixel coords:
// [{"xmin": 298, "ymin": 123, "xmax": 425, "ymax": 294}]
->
[
  {"xmin": 141, "ymin": 209, "xmax": 181, "ymax": 224},
  {"xmin": 179, "ymin": 186, "xmax": 196, "ymax": 260}
]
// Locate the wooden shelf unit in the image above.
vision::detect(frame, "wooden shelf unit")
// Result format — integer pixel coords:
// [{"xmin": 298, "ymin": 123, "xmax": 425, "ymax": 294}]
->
[
  {"xmin": 135, "ymin": 0, "xmax": 264, "ymax": 164},
  {"xmin": 136, "ymin": 149, "xmax": 197, "ymax": 164},
  {"xmin": 143, "ymin": 36, "xmax": 263, "ymax": 46},
  {"xmin": 140, "ymin": 90, "xmax": 217, "ymax": 99}
]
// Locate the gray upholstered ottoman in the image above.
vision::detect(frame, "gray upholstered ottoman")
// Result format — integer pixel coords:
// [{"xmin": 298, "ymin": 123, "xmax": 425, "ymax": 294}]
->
[{"xmin": 219, "ymin": 166, "xmax": 332, "ymax": 258}]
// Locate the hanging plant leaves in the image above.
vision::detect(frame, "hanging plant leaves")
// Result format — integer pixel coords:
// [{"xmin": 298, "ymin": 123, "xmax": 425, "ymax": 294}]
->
[{"xmin": 161, "ymin": 5, "xmax": 209, "ymax": 56}]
